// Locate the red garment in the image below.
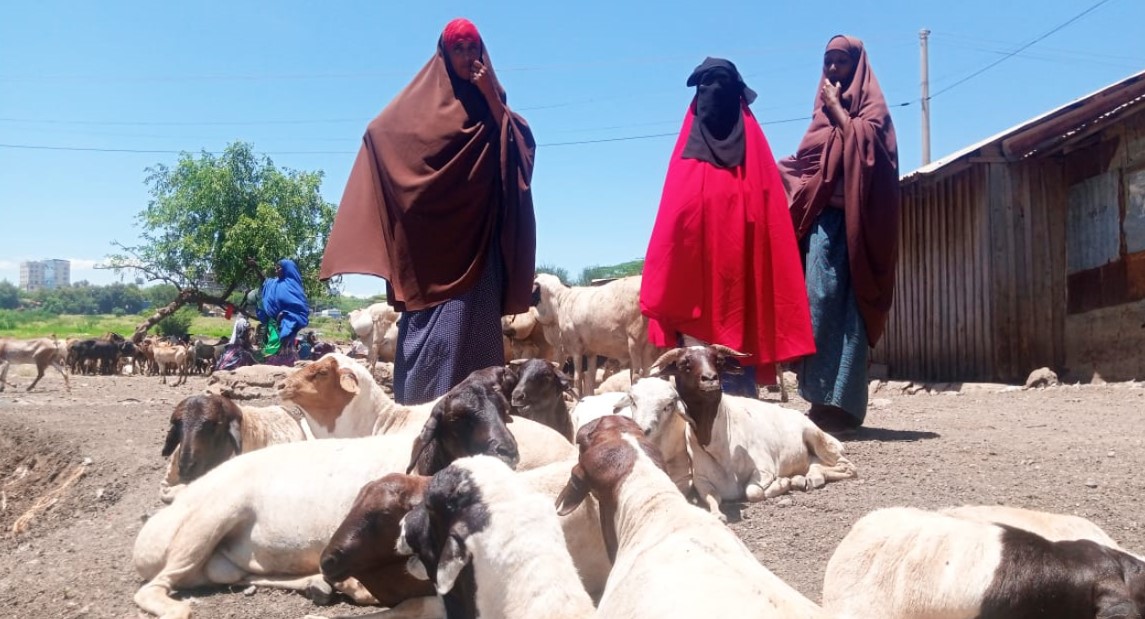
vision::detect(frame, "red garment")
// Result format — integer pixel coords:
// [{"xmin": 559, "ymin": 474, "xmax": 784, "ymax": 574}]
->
[
  {"xmin": 442, "ymin": 18, "xmax": 480, "ymax": 47},
  {"xmin": 641, "ymin": 106, "xmax": 815, "ymax": 371}
]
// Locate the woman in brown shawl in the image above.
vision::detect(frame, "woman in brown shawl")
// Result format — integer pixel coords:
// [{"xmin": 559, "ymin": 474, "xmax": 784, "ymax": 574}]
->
[
  {"xmin": 320, "ymin": 18, "xmax": 536, "ymax": 405},
  {"xmin": 778, "ymin": 35, "xmax": 899, "ymax": 433}
]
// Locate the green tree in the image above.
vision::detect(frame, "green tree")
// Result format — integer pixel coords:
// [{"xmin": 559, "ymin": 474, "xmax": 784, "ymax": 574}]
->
[
  {"xmin": 0, "ymin": 280, "xmax": 19, "ymax": 309},
  {"xmin": 107, "ymin": 142, "xmax": 338, "ymax": 341},
  {"xmin": 576, "ymin": 259, "xmax": 644, "ymax": 286},
  {"xmin": 535, "ymin": 263, "xmax": 571, "ymax": 286}
]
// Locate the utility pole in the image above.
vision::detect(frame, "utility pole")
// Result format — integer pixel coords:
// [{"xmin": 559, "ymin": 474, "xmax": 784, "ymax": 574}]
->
[{"xmin": 920, "ymin": 28, "xmax": 932, "ymax": 165}]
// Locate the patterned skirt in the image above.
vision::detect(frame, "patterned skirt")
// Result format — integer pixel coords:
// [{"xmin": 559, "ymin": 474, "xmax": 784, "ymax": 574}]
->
[
  {"xmin": 393, "ymin": 250, "xmax": 506, "ymax": 405},
  {"xmin": 796, "ymin": 208, "xmax": 869, "ymax": 422}
]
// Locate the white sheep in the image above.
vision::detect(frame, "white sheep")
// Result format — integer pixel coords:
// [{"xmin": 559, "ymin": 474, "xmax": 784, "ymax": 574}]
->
[
  {"xmin": 158, "ymin": 396, "xmax": 307, "ymax": 503},
  {"xmin": 349, "ymin": 302, "xmax": 400, "ymax": 367},
  {"xmin": 651, "ymin": 346, "xmax": 856, "ymax": 517},
  {"xmin": 823, "ymin": 506, "xmax": 1145, "ymax": 619},
  {"xmin": 400, "ymin": 456, "xmax": 596, "ymax": 619},
  {"xmin": 555, "ymin": 416, "xmax": 825, "ymax": 619},
  {"xmin": 531, "ymin": 274, "xmax": 658, "ymax": 396},
  {"xmin": 279, "ymin": 355, "xmax": 577, "ymax": 470}
]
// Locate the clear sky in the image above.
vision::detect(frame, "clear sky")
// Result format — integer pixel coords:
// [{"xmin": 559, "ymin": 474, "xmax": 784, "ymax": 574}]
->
[{"xmin": 2, "ymin": 1, "xmax": 1142, "ymax": 297}]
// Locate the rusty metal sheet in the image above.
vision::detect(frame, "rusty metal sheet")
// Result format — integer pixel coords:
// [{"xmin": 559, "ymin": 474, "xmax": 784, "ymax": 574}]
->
[
  {"xmin": 1126, "ymin": 168, "xmax": 1145, "ymax": 254},
  {"xmin": 1067, "ymin": 171, "xmax": 1120, "ymax": 273}
]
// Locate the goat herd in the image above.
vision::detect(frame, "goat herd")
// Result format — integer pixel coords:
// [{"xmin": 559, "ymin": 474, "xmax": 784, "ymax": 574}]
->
[{"xmin": 4, "ymin": 275, "xmax": 1144, "ymax": 618}]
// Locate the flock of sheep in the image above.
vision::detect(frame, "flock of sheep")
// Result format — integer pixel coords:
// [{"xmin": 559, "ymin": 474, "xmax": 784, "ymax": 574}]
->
[{"xmin": 5, "ymin": 275, "xmax": 1144, "ymax": 618}]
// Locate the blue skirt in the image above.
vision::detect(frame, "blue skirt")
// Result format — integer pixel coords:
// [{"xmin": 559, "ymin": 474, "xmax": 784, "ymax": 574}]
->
[
  {"xmin": 796, "ymin": 208, "xmax": 869, "ymax": 422},
  {"xmin": 393, "ymin": 251, "xmax": 506, "ymax": 405}
]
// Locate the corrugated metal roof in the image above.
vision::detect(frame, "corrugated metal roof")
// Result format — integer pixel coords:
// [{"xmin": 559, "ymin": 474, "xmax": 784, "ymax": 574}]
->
[{"xmin": 903, "ymin": 69, "xmax": 1145, "ymax": 182}]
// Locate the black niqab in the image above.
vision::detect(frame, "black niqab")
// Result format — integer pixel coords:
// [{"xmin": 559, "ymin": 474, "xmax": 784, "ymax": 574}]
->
[{"xmin": 681, "ymin": 57, "xmax": 757, "ymax": 169}]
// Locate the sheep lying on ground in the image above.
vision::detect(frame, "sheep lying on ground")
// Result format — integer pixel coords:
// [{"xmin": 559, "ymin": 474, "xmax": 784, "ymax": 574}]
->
[
  {"xmin": 555, "ymin": 416, "xmax": 825, "ymax": 619},
  {"xmin": 400, "ymin": 456, "xmax": 596, "ymax": 619},
  {"xmin": 132, "ymin": 373, "xmax": 526, "ymax": 619},
  {"xmin": 650, "ymin": 346, "xmax": 856, "ymax": 516},
  {"xmin": 322, "ymin": 457, "xmax": 609, "ymax": 619},
  {"xmin": 158, "ymin": 395, "xmax": 307, "ymax": 503},
  {"xmin": 942, "ymin": 504, "xmax": 1140, "ymax": 556},
  {"xmin": 823, "ymin": 506, "xmax": 1145, "ymax": 619}
]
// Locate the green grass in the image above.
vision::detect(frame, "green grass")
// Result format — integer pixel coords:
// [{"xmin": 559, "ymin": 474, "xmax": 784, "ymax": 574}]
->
[
  {"xmin": 0, "ymin": 311, "xmax": 234, "ymax": 340},
  {"xmin": 0, "ymin": 310, "xmax": 354, "ymax": 341}
]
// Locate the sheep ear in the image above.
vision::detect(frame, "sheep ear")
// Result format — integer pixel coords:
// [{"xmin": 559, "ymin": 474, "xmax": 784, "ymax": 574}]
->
[
  {"xmin": 227, "ymin": 418, "xmax": 242, "ymax": 454},
  {"xmin": 435, "ymin": 533, "xmax": 471, "ymax": 594},
  {"xmin": 161, "ymin": 419, "xmax": 182, "ymax": 458},
  {"xmin": 613, "ymin": 393, "xmax": 633, "ymax": 414},
  {"xmin": 555, "ymin": 464, "xmax": 590, "ymax": 516},
  {"xmin": 405, "ymin": 555, "xmax": 430, "ymax": 581},
  {"xmin": 407, "ymin": 403, "xmax": 442, "ymax": 475},
  {"xmin": 1095, "ymin": 582, "xmax": 1134, "ymax": 619},
  {"xmin": 338, "ymin": 368, "xmax": 360, "ymax": 395}
]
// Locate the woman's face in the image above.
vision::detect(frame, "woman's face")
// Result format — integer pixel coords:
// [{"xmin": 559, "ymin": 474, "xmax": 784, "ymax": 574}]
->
[
  {"xmin": 823, "ymin": 49, "xmax": 856, "ymax": 87},
  {"xmin": 447, "ymin": 38, "xmax": 482, "ymax": 79},
  {"xmin": 274, "ymin": 263, "xmax": 283, "ymax": 278}
]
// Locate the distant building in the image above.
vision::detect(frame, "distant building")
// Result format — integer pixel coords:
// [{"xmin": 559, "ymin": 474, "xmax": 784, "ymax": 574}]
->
[{"xmin": 19, "ymin": 259, "xmax": 70, "ymax": 292}]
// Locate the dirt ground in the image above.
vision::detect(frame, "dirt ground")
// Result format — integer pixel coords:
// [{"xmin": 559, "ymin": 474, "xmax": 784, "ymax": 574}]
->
[{"xmin": 1, "ymin": 366, "xmax": 1144, "ymax": 619}]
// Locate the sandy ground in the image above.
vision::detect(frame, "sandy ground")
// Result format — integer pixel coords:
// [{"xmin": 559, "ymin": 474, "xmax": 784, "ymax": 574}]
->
[{"xmin": 1, "ymin": 365, "xmax": 1144, "ymax": 619}]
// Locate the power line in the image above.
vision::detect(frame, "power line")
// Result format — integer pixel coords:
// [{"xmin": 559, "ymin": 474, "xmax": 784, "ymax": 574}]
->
[
  {"xmin": 0, "ymin": 115, "xmax": 823, "ymax": 155},
  {"xmin": 929, "ymin": 0, "xmax": 1116, "ymax": 100}
]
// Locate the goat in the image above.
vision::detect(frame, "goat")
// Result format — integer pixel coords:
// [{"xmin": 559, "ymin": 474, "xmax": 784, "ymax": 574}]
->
[{"xmin": 0, "ymin": 337, "xmax": 71, "ymax": 392}]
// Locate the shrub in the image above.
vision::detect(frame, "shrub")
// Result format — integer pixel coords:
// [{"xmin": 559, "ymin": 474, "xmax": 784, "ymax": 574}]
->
[{"xmin": 155, "ymin": 307, "xmax": 196, "ymax": 338}]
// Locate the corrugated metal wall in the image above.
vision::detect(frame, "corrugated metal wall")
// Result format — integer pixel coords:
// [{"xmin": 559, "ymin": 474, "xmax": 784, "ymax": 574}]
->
[
  {"xmin": 873, "ymin": 157, "xmax": 1067, "ymax": 383},
  {"xmin": 874, "ymin": 167, "xmax": 994, "ymax": 381}
]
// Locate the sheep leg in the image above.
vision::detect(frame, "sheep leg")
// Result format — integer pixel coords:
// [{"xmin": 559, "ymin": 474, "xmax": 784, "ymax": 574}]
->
[
  {"xmin": 0, "ymin": 359, "xmax": 9, "ymax": 392},
  {"xmin": 237, "ymin": 573, "xmax": 334, "ymax": 604},
  {"xmin": 810, "ymin": 457, "xmax": 857, "ymax": 483},
  {"xmin": 692, "ymin": 478, "xmax": 726, "ymax": 523},
  {"xmin": 134, "ymin": 582, "xmax": 193, "ymax": 619},
  {"xmin": 26, "ymin": 363, "xmax": 46, "ymax": 392},
  {"xmin": 52, "ymin": 358, "xmax": 71, "ymax": 392},
  {"xmin": 584, "ymin": 354, "xmax": 598, "ymax": 398},
  {"xmin": 333, "ymin": 577, "xmax": 379, "ymax": 605},
  {"xmin": 777, "ymin": 363, "xmax": 788, "ymax": 402}
]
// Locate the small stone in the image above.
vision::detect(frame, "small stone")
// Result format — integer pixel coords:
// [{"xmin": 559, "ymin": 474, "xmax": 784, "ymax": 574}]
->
[
  {"xmin": 95, "ymin": 488, "xmax": 104, "ymax": 499},
  {"xmin": 1107, "ymin": 451, "xmax": 1116, "ymax": 457},
  {"xmin": 1085, "ymin": 480, "xmax": 1098, "ymax": 488},
  {"xmin": 242, "ymin": 585, "xmax": 257, "ymax": 596},
  {"xmin": 82, "ymin": 457, "xmax": 93, "ymax": 466},
  {"xmin": 1024, "ymin": 367, "xmax": 1059, "ymax": 389},
  {"xmin": 777, "ymin": 498, "xmax": 793, "ymax": 507}
]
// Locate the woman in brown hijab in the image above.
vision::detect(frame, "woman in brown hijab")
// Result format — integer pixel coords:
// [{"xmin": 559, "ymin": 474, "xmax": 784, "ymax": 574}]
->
[
  {"xmin": 320, "ymin": 18, "xmax": 536, "ymax": 405},
  {"xmin": 778, "ymin": 35, "xmax": 899, "ymax": 433}
]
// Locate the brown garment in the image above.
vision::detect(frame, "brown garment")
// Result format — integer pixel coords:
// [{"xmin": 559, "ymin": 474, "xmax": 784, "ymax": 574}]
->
[
  {"xmin": 778, "ymin": 35, "xmax": 900, "ymax": 346},
  {"xmin": 320, "ymin": 38, "xmax": 536, "ymax": 315}
]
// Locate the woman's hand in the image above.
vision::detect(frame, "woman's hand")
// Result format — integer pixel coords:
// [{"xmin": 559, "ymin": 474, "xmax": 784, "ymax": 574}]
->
[
  {"xmin": 822, "ymin": 79, "xmax": 849, "ymax": 127},
  {"xmin": 471, "ymin": 60, "xmax": 506, "ymax": 121}
]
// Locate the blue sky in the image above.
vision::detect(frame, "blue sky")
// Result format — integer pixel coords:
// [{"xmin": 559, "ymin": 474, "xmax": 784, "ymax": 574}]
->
[{"xmin": 2, "ymin": 1, "xmax": 1142, "ymax": 297}]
